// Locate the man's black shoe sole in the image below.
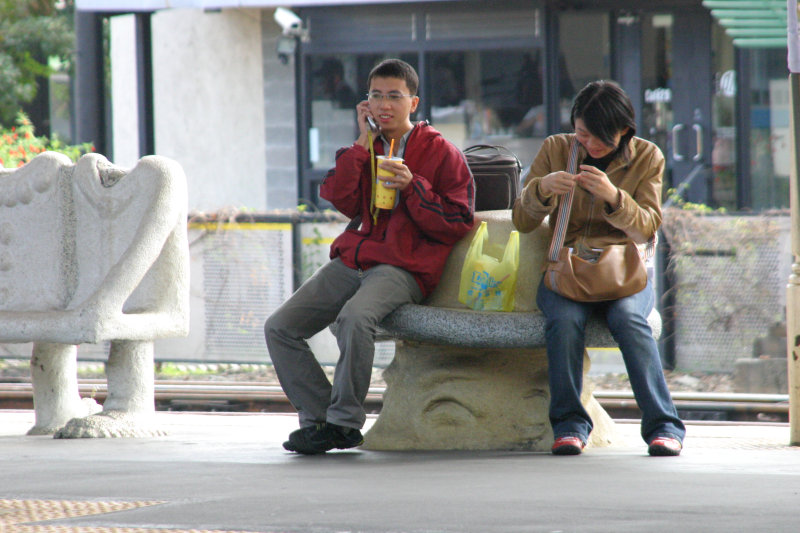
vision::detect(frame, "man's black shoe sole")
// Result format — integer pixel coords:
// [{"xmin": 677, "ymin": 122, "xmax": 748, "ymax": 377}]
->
[
  {"xmin": 282, "ymin": 424, "xmax": 364, "ymax": 454},
  {"xmin": 283, "ymin": 439, "xmax": 333, "ymax": 455},
  {"xmin": 331, "ymin": 436, "xmax": 364, "ymax": 450}
]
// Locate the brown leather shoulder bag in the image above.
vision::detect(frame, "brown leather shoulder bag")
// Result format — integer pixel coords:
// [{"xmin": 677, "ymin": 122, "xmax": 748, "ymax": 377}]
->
[{"xmin": 542, "ymin": 139, "xmax": 651, "ymax": 302}]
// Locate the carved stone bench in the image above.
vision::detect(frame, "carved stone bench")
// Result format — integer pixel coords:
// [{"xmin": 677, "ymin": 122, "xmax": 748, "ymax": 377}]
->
[
  {"xmin": 0, "ymin": 152, "xmax": 189, "ymax": 438},
  {"xmin": 366, "ymin": 210, "xmax": 661, "ymax": 452}
]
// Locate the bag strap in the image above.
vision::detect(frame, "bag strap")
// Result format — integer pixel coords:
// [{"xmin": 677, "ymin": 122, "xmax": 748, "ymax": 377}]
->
[
  {"xmin": 546, "ymin": 138, "xmax": 657, "ymax": 262},
  {"xmin": 464, "ymin": 145, "xmax": 522, "ymax": 168},
  {"xmin": 464, "ymin": 144, "xmax": 517, "ymax": 157},
  {"xmin": 642, "ymin": 233, "xmax": 657, "ymax": 260},
  {"xmin": 547, "ymin": 139, "xmax": 580, "ymax": 262}
]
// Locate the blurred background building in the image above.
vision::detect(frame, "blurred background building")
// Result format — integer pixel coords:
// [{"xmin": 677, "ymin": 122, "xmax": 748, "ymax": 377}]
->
[{"xmin": 19, "ymin": 0, "xmax": 790, "ymax": 374}]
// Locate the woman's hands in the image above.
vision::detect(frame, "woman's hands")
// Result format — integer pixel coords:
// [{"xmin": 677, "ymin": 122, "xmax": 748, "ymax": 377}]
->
[
  {"xmin": 540, "ymin": 170, "xmax": 577, "ymax": 196},
  {"xmin": 576, "ymin": 164, "xmax": 621, "ymax": 207},
  {"xmin": 540, "ymin": 165, "xmax": 620, "ymax": 208}
]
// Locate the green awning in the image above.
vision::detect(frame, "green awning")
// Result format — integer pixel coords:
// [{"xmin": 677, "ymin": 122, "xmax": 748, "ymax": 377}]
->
[{"xmin": 702, "ymin": 0, "xmax": 788, "ymax": 48}]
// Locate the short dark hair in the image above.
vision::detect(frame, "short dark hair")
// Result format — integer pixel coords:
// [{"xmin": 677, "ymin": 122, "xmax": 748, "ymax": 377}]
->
[
  {"xmin": 367, "ymin": 59, "xmax": 419, "ymax": 95},
  {"xmin": 570, "ymin": 80, "xmax": 636, "ymax": 160}
]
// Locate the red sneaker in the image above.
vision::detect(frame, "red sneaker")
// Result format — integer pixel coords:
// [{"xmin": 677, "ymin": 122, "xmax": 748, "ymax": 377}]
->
[
  {"xmin": 648, "ymin": 437, "xmax": 682, "ymax": 456},
  {"xmin": 551, "ymin": 436, "xmax": 585, "ymax": 455}
]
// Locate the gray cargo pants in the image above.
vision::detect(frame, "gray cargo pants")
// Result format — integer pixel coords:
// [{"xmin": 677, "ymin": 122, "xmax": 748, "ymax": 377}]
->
[{"xmin": 264, "ymin": 257, "xmax": 423, "ymax": 430}]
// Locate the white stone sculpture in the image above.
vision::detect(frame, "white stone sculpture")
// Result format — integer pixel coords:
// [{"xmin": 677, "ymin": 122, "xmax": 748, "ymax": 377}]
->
[{"xmin": 0, "ymin": 152, "xmax": 189, "ymax": 437}]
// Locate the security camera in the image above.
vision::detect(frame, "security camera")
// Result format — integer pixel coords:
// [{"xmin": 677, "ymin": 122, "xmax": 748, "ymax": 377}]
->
[{"xmin": 274, "ymin": 7, "xmax": 302, "ymax": 35}]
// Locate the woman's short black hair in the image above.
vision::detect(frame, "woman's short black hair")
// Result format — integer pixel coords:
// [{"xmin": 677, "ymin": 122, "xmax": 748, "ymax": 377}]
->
[
  {"xmin": 570, "ymin": 80, "xmax": 636, "ymax": 160},
  {"xmin": 368, "ymin": 59, "xmax": 419, "ymax": 95}
]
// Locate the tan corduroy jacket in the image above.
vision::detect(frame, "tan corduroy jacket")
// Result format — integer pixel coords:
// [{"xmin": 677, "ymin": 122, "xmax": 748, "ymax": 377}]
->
[{"xmin": 512, "ymin": 133, "xmax": 664, "ymax": 250}]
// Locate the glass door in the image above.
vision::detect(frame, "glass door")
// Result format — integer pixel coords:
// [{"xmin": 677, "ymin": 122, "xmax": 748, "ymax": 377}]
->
[{"xmin": 641, "ymin": 10, "xmax": 736, "ymax": 209}]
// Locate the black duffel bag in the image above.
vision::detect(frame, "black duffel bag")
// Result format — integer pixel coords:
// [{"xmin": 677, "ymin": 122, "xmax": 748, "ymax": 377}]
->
[{"xmin": 463, "ymin": 144, "xmax": 523, "ymax": 211}]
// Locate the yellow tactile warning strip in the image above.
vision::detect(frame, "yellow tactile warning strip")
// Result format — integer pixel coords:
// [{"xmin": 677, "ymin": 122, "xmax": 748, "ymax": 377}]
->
[{"xmin": 0, "ymin": 499, "xmax": 264, "ymax": 533}]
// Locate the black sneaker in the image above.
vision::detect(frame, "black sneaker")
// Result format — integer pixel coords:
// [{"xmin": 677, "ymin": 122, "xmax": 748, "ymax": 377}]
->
[
  {"xmin": 283, "ymin": 423, "xmax": 333, "ymax": 455},
  {"xmin": 325, "ymin": 423, "xmax": 364, "ymax": 450}
]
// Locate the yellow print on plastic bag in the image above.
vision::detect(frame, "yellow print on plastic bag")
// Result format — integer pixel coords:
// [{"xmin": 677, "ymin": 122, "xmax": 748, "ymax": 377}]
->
[{"xmin": 458, "ymin": 221, "xmax": 519, "ymax": 312}]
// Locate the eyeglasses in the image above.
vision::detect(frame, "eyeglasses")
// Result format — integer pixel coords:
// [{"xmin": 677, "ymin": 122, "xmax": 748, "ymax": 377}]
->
[{"xmin": 367, "ymin": 92, "xmax": 414, "ymax": 103}]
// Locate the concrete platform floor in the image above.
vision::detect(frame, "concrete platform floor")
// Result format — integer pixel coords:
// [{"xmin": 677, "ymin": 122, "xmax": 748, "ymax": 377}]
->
[{"xmin": 1, "ymin": 410, "xmax": 799, "ymax": 533}]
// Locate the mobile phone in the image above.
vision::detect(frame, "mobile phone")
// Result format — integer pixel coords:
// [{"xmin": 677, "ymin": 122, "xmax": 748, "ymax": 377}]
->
[{"xmin": 366, "ymin": 116, "xmax": 379, "ymax": 132}]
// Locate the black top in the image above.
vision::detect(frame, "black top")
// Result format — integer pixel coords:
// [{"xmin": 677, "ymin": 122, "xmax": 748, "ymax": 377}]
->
[{"xmin": 581, "ymin": 150, "xmax": 618, "ymax": 172}]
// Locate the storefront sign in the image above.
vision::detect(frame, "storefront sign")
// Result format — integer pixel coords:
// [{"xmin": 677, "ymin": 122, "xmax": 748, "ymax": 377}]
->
[
  {"xmin": 644, "ymin": 87, "xmax": 671, "ymax": 103},
  {"xmin": 718, "ymin": 70, "xmax": 736, "ymax": 97}
]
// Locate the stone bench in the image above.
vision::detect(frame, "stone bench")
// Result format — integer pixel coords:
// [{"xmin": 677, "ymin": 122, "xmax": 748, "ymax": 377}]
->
[
  {"xmin": 365, "ymin": 210, "xmax": 660, "ymax": 452},
  {"xmin": 0, "ymin": 152, "xmax": 189, "ymax": 438}
]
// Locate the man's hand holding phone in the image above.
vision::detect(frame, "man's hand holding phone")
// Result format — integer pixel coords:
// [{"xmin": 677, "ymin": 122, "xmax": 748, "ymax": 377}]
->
[{"xmin": 355, "ymin": 100, "xmax": 379, "ymax": 148}]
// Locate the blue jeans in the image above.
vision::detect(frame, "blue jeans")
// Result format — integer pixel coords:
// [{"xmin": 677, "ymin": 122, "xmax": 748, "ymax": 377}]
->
[{"xmin": 536, "ymin": 277, "xmax": 686, "ymax": 445}]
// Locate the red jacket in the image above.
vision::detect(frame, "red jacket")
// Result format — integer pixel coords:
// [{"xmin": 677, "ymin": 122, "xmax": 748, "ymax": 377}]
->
[{"xmin": 320, "ymin": 121, "xmax": 475, "ymax": 297}]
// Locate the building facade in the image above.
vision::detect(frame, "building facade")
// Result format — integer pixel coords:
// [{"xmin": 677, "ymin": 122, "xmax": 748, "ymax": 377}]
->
[
  {"xmin": 72, "ymin": 0, "xmax": 791, "ymax": 370},
  {"xmin": 75, "ymin": 0, "xmax": 789, "ymax": 214}
]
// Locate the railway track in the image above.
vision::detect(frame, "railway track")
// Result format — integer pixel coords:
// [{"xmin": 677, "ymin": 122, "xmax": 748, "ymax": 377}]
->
[{"xmin": 0, "ymin": 380, "xmax": 789, "ymax": 423}]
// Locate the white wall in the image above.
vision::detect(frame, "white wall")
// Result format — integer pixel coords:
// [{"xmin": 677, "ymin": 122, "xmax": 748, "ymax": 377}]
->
[
  {"xmin": 260, "ymin": 14, "xmax": 299, "ymax": 210},
  {"xmin": 110, "ymin": 15, "xmax": 140, "ymax": 169},
  {"xmin": 112, "ymin": 8, "xmax": 268, "ymax": 213},
  {"xmin": 155, "ymin": 8, "xmax": 267, "ymax": 212}
]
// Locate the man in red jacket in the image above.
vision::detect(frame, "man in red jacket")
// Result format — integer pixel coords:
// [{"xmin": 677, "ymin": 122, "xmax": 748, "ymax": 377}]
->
[{"xmin": 265, "ymin": 59, "xmax": 474, "ymax": 455}]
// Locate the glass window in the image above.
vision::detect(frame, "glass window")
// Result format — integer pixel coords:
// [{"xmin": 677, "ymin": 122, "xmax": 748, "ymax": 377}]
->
[
  {"xmin": 559, "ymin": 12, "xmax": 610, "ymax": 131},
  {"xmin": 710, "ymin": 22, "xmax": 737, "ymax": 210},
  {"xmin": 641, "ymin": 13, "xmax": 674, "ymax": 192},
  {"xmin": 309, "ymin": 51, "xmax": 546, "ymax": 172},
  {"xmin": 749, "ymin": 48, "xmax": 790, "ymax": 210},
  {"xmin": 308, "ymin": 54, "xmax": 417, "ymax": 171},
  {"xmin": 426, "ymin": 7, "xmax": 540, "ymax": 41},
  {"xmin": 427, "ymin": 49, "xmax": 545, "ymax": 169}
]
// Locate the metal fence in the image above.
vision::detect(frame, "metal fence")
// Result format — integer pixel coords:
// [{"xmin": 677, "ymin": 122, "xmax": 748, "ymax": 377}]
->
[
  {"xmin": 0, "ymin": 213, "xmax": 788, "ymax": 374},
  {"xmin": 667, "ymin": 214, "xmax": 790, "ymax": 373}
]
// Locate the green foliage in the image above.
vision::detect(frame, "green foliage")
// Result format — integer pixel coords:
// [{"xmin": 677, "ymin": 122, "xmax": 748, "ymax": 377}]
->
[
  {"xmin": 155, "ymin": 363, "xmax": 218, "ymax": 378},
  {"xmin": 0, "ymin": 0, "xmax": 74, "ymax": 126},
  {"xmin": 665, "ymin": 187, "xmax": 727, "ymax": 214},
  {"xmin": 0, "ymin": 112, "xmax": 93, "ymax": 168}
]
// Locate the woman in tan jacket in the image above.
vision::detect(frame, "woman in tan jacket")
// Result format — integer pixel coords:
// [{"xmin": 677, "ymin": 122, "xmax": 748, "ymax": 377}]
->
[{"xmin": 512, "ymin": 80, "xmax": 685, "ymax": 456}]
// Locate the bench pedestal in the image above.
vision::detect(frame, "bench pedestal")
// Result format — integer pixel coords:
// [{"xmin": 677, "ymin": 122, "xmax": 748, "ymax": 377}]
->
[
  {"xmin": 366, "ymin": 212, "xmax": 660, "ymax": 452},
  {"xmin": 363, "ymin": 340, "xmax": 616, "ymax": 452}
]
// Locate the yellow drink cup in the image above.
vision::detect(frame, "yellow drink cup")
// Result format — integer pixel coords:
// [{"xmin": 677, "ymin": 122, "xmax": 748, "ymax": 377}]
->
[{"xmin": 375, "ymin": 155, "xmax": 402, "ymax": 209}]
